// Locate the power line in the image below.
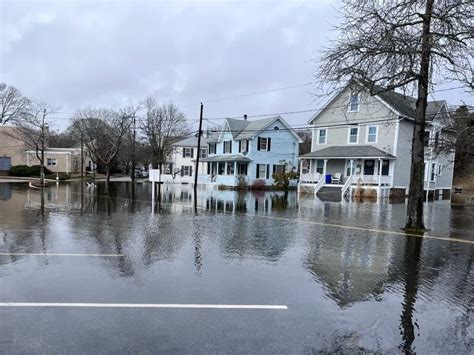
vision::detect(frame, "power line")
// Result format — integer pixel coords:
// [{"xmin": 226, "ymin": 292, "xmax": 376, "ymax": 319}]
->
[{"xmin": 180, "ymin": 82, "xmax": 313, "ymax": 108}]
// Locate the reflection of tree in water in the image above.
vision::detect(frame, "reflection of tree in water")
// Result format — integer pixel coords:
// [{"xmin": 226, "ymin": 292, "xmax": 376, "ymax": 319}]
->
[{"xmin": 399, "ymin": 236, "xmax": 422, "ymax": 354}]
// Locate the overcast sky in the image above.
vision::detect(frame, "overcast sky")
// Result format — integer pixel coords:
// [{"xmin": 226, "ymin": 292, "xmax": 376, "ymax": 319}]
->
[{"xmin": 1, "ymin": 0, "xmax": 472, "ymax": 131}]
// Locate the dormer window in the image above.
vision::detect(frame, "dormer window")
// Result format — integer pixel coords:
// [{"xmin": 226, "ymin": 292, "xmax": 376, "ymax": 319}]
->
[{"xmin": 348, "ymin": 93, "xmax": 359, "ymax": 112}]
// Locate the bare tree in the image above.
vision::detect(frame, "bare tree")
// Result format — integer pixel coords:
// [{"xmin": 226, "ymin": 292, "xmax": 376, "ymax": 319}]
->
[
  {"xmin": 7, "ymin": 101, "xmax": 58, "ymax": 185},
  {"xmin": 140, "ymin": 97, "xmax": 189, "ymax": 170},
  {"xmin": 0, "ymin": 83, "xmax": 30, "ymax": 125},
  {"xmin": 72, "ymin": 106, "xmax": 134, "ymax": 190},
  {"xmin": 316, "ymin": 0, "xmax": 473, "ymax": 230}
]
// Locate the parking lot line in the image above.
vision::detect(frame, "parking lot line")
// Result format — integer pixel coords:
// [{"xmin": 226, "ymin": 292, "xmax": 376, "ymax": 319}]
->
[
  {"xmin": 0, "ymin": 302, "xmax": 288, "ymax": 310},
  {"xmin": 251, "ymin": 214, "xmax": 474, "ymax": 245},
  {"xmin": 0, "ymin": 253, "xmax": 123, "ymax": 257}
]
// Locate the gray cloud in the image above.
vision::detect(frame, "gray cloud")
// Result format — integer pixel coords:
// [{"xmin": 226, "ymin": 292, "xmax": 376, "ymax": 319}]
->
[{"xmin": 1, "ymin": 0, "xmax": 471, "ymax": 131}]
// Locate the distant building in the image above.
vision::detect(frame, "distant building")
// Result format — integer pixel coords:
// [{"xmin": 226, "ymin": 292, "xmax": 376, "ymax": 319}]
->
[
  {"xmin": 299, "ymin": 81, "xmax": 455, "ymax": 199},
  {"xmin": 0, "ymin": 125, "xmax": 90, "ymax": 175}
]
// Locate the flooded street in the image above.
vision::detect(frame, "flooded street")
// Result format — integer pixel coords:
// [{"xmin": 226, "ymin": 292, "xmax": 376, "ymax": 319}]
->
[{"xmin": 0, "ymin": 182, "xmax": 473, "ymax": 353}]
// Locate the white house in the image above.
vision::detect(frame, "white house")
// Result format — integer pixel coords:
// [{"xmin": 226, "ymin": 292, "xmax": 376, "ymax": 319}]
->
[
  {"xmin": 299, "ymin": 81, "xmax": 455, "ymax": 200},
  {"xmin": 198, "ymin": 115, "xmax": 302, "ymax": 188}
]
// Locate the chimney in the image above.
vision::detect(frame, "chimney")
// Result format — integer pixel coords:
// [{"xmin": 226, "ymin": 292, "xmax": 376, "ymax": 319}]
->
[{"xmin": 243, "ymin": 114, "xmax": 247, "ymax": 121}]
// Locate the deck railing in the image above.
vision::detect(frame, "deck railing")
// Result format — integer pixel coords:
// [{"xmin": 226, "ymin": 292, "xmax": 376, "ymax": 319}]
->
[
  {"xmin": 341, "ymin": 175, "xmax": 353, "ymax": 199},
  {"xmin": 300, "ymin": 172, "xmax": 321, "ymax": 183},
  {"xmin": 313, "ymin": 177, "xmax": 325, "ymax": 196}
]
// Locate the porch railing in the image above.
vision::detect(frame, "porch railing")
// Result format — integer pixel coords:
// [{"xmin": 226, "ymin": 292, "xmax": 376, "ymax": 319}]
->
[
  {"xmin": 353, "ymin": 175, "xmax": 391, "ymax": 185},
  {"xmin": 313, "ymin": 177, "xmax": 325, "ymax": 196},
  {"xmin": 300, "ymin": 172, "xmax": 321, "ymax": 183},
  {"xmin": 341, "ymin": 175, "xmax": 353, "ymax": 199}
]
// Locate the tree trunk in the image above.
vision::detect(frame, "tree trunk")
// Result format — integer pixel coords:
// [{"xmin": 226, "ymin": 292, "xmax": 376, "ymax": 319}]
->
[
  {"xmin": 405, "ymin": 0, "xmax": 434, "ymax": 231},
  {"xmin": 105, "ymin": 166, "xmax": 111, "ymax": 194}
]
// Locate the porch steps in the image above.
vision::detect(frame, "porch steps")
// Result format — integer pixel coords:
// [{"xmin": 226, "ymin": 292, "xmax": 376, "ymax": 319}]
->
[{"xmin": 317, "ymin": 185, "xmax": 342, "ymax": 202}]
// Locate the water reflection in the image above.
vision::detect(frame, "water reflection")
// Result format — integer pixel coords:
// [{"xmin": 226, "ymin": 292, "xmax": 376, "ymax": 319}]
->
[{"xmin": 0, "ymin": 182, "xmax": 472, "ymax": 353}]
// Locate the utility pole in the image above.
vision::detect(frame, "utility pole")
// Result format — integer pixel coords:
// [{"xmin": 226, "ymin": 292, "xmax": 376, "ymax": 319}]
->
[
  {"xmin": 194, "ymin": 102, "xmax": 204, "ymax": 211},
  {"xmin": 40, "ymin": 108, "xmax": 46, "ymax": 186},
  {"xmin": 131, "ymin": 115, "xmax": 136, "ymax": 182}
]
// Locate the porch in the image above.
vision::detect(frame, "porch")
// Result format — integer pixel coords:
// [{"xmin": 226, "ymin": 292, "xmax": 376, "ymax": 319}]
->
[
  {"xmin": 298, "ymin": 146, "xmax": 396, "ymax": 198},
  {"xmin": 200, "ymin": 155, "xmax": 252, "ymax": 187}
]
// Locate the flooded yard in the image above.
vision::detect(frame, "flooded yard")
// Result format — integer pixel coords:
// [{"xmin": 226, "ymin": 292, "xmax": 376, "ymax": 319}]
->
[{"xmin": 0, "ymin": 182, "xmax": 473, "ymax": 353}]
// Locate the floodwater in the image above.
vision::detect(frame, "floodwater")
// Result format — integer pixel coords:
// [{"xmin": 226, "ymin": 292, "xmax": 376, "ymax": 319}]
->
[{"xmin": 0, "ymin": 182, "xmax": 472, "ymax": 354}]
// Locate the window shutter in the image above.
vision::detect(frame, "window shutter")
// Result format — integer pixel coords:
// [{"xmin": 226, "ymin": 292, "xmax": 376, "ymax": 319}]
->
[
  {"xmin": 246, "ymin": 140, "xmax": 249, "ymax": 152},
  {"xmin": 182, "ymin": 149, "xmax": 185, "ymax": 158},
  {"xmin": 266, "ymin": 164, "xmax": 270, "ymax": 179},
  {"xmin": 229, "ymin": 141, "xmax": 232, "ymax": 153},
  {"xmin": 273, "ymin": 165, "xmax": 276, "ymax": 174},
  {"xmin": 189, "ymin": 166, "xmax": 193, "ymax": 177},
  {"xmin": 257, "ymin": 137, "xmax": 261, "ymax": 151},
  {"xmin": 256, "ymin": 164, "xmax": 260, "ymax": 178},
  {"xmin": 191, "ymin": 149, "xmax": 194, "ymax": 158},
  {"xmin": 207, "ymin": 164, "xmax": 210, "ymax": 174},
  {"xmin": 181, "ymin": 169, "xmax": 184, "ymax": 177},
  {"xmin": 267, "ymin": 138, "xmax": 271, "ymax": 151},
  {"xmin": 239, "ymin": 141, "xmax": 241, "ymax": 153},
  {"xmin": 223, "ymin": 143, "xmax": 225, "ymax": 154}
]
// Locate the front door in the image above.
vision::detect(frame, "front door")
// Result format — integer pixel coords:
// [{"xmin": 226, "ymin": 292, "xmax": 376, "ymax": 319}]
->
[
  {"xmin": 381, "ymin": 160, "xmax": 390, "ymax": 176},
  {"xmin": 364, "ymin": 160, "xmax": 375, "ymax": 175}
]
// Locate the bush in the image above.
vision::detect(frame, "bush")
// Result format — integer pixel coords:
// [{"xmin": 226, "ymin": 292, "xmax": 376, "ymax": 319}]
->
[
  {"xmin": 9, "ymin": 165, "xmax": 52, "ymax": 177},
  {"xmin": 250, "ymin": 179, "xmax": 266, "ymax": 190},
  {"xmin": 273, "ymin": 171, "xmax": 299, "ymax": 190}
]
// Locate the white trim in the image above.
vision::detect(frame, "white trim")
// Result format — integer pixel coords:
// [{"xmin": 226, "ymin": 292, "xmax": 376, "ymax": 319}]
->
[
  {"xmin": 393, "ymin": 120, "xmax": 400, "ymax": 157},
  {"xmin": 316, "ymin": 127, "xmax": 328, "ymax": 145},
  {"xmin": 347, "ymin": 126, "xmax": 359, "ymax": 144},
  {"xmin": 366, "ymin": 125, "xmax": 378, "ymax": 144}
]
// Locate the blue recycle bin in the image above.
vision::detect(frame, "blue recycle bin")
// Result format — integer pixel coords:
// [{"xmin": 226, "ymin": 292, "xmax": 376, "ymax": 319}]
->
[{"xmin": 325, "ymin": 174, "xmax": 332, "ymax": 184}]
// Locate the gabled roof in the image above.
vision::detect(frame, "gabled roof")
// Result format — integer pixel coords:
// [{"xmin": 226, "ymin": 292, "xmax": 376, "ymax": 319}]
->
[
  {"xmin": 172, "ymin": 132, "xmax": 219, "ymax": 147},
  {"xmin": 300, "ymin": 145, "xmax": 395, "ymax": 159},
  {"xmin": 221, "ymin": 116, "xmax": 302, "ymax": 142},
  {"xmin": 309, "ymin": 80, "xmax": 448, "ymax": 124}
]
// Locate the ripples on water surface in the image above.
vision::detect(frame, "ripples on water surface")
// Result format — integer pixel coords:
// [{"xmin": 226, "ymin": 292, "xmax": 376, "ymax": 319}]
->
[{"xmin": 0, "ymin": 182, "xmax": 472, "ymax": 353}]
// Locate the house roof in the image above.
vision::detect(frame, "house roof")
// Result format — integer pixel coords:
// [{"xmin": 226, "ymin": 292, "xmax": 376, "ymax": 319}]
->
[
  {"xmin": 222, "ymin": 116, "xmax": 302, "ymax": 142},
  {"xmin": 376, "ymin": 88, "xmax": 445, "ymax": 121},
  {"xmin": 309, "ymin": 80, "xmax": 447, "ymax": 124},
  {"xmin": 299, "ymin": 145, "xmax": 395, "ymax": 159},
  {"xmin": 200, "ymin": 154, "xmax": 252, "ymax": 162},
  {"xmin": 172, "ymin": 132, "xmax": 219, "ymax": 147}
]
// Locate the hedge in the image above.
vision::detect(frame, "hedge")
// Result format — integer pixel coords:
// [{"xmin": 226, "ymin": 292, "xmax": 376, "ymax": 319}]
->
[{"xmin": 9, "ymin": 165, "xmax": 52, "ymax": 177}]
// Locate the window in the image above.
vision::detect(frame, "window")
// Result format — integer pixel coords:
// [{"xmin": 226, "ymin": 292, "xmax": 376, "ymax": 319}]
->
[
  {"xmin": 237, "ymin": 163, "xmax": 248, "ymax": 175},
  {"xmin": 381, "ymin": 160, "xmax": 390, "ymax": 176},
  {"xmin": 424, "ymin": 131, "xmax": 431, "ymax": 147},
  {"xmin": 256, "ymin": 164, "xmax": 268, "ymax": 179},
  {"xmin": 367, "ymin": 125, "xmax": 378, "ymax": 143},
  {"xmin": 223, "ymin": 141, "xmax": 232, "ymax": 154},
  {"xmin": 181, "ymin": 166, "xmax": 192, "ymax": 176},
  {"xmin": 227, "ymin": 162, "xmax": 234, "ymax": 175},
  {"xmin": 258, "ymin": 137, "xmax": 271, "ymax": 151},
  {"xmin": 348, "ymin": 93, "xmax": 359, "ymax": 112},
  {"xmin": 317, "ymin": 129, "xmax": 327, "ymax": 144},
  {"xmin": 208, "ymin": 143, "xmax": 216, "ymax": 155},
  {"xmin": 218, "ymin": 162, "xmax": 225, "ymax": 175},
  {"xmin": 364, "ymin": 160, "xmax": 375, "ymax": 175},
  {"xmin": 437, "ymin": 164, "xmax": 443, "ymax": 176},
  {"xmin": 434, "ymin": 131, "xmax": 439, "ymax": 148},
  {"xmin": 348, "ymin": 127, "xmax": 359, "ymax": 144},
  {"xmin": 47, "ymin": 158, "xmax": 57, "ymax": 166},
  {"xmin": 239, "ymin": 140, "xmax": 249, "ymax": 153},
  {"xmin": 183, "ymin": 148, "xmax": 193, "ymax": 158},
  {"xmin": 200, "ymin": 148, "xmax": 207, "ymax": 159},
  {"xmin": 273, "ymin": 164, "xmax": 286, "ymax": 174},
  {"xmin": 316, "ymin": 159, "xmax": 324, "ymax": 174}
]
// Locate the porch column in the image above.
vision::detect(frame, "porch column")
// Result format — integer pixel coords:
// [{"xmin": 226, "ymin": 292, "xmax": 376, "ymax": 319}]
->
[
  {"xmin": 66, "ymin": 153, "xmax": 69, "ymax": 174},
  {"xmin": 377, "ymin": 158, "xmax": 382, "ymax": 198},
  {"xmin": 224, "ymin": 161, "xmax": 228, "ymax": 175},
  {"xmin": 350, "ymin": 159, "xmax": 354, "ymax": 186},
  {"xmin": 323, "ymin": 159, "xmax": 328, "ymax": 182},
  {"xmin": 299, "ymin": 160, "xmax": 303, "ymax": 175},
  {"xmin": 234, "ymin": 161, "xmax": 237, "ymax": 176}
]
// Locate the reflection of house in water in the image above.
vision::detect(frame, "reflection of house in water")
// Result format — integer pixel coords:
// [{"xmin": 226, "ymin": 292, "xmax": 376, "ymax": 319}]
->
[
  {"xmin": 304, "ymin": 230, "xmax": 403, "ymax": 307},
  {"xmin": 204, "ymin": 189, "xmax": 299, "ymax": 214}
]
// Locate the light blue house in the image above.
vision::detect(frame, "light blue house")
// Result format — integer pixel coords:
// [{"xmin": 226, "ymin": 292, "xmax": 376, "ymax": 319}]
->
[{"xmin": 200, "ymin": 115, "xmax": 302, "ymax": 188}]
